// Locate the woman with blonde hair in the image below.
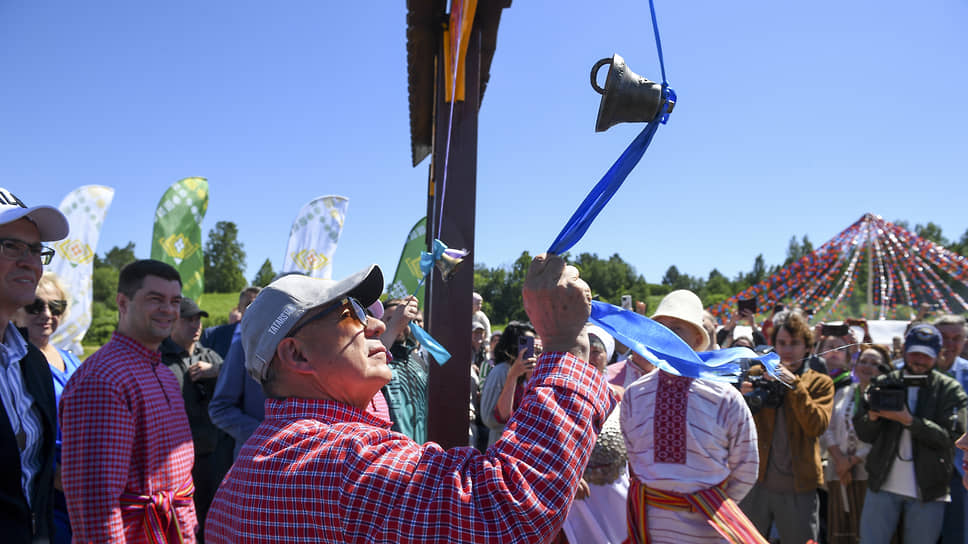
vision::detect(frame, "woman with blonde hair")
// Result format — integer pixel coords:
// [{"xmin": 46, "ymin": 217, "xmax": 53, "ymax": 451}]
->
[{"xmin": 13, "ymin": 272, "xmax": 81, "ymax": 544}]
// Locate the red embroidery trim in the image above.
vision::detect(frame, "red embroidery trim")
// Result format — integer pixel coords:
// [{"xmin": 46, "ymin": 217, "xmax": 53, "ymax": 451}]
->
[{"xmin": 653, "ymin": 371, "xmax": 692, "ymax": 464}]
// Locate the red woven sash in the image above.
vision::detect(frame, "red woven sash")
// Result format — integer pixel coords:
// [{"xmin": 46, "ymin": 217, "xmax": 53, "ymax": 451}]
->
[
  {"xmin": 120, "ymin": 478, "xmax": 195, "ymax": 544},
  {"xmin": 625, "ymin": 478, "xmax": 766, "ymax": 544}
]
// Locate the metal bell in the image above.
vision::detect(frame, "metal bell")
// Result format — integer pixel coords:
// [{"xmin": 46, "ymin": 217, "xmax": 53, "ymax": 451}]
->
[
  {"xmin": 434, "ymin": 247, "xmax": 469, "ymax": 282},
  {"xmin": 591, "ymin": 53, "xmax": 673, "ymax": 132}
]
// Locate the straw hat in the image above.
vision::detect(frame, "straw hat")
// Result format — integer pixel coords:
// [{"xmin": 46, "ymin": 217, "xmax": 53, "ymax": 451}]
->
[{"xmin": 651, "ymin": 289, "xmax": 710, "ymax": 351}]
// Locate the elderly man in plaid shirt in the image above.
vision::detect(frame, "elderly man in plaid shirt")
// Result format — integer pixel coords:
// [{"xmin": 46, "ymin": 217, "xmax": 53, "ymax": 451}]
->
[
  {"xmin": 60, "ymin": 260, "xmax": 197, "ymax": 543},
  {"xmin": 205, "ymin": 253, "xmax": 616, "ymax": 543}
]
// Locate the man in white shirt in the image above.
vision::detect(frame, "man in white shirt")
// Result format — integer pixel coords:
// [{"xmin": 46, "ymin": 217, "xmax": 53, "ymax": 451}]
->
[{"xmin": 621, "ymin": 290, "xmax": 763, "ymax": 543}]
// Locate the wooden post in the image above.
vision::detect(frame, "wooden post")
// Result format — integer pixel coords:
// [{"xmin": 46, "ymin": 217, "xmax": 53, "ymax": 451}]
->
[{"xmin": 425, "ymin": 26, "xmax": 480, "ymax": 448}]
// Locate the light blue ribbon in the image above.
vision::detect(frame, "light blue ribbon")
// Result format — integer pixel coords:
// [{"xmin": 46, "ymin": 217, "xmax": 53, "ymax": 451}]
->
[
  {"xmin": 409, "ymin": 321, "xmax": 451, "ymax": 365},
  {"xmin": 418, "ymin": 238, "xmax": 447, "ymax": 279},
  {"xmin": 589, "ymin": 300, "xmax": 782, "ymax": 382},
  {"xmin": 408, "ymin": 238, "xmax": 452, "ymax": 365}
]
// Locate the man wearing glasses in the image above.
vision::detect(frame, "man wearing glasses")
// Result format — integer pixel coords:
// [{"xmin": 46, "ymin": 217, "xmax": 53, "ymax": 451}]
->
[
  {"xmin": 206, "ymin": 254, "xmax": 616, "ymax": 543},
  {"xmin": 0, "ymin": 188, "xmax": 68, "ymax": 543}
]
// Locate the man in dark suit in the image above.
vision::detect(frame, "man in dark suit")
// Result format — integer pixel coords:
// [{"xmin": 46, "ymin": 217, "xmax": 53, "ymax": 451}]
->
[
  {"xmin": 200, "ymin": 286, "xmax": 260, "ymax": 358},
  {"xmin": 0, "ymin": 188, "xmax": 69, "ymax": 543}
]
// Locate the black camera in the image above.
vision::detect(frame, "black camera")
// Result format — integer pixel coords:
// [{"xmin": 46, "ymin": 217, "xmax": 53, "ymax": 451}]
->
[
  {"xmin": 867, "ymin": 374, "xmax": 928, "ymax": 412},
  {"xmin": 737, "ymin": 359, "xmax": 787, "ymax": 415},
  {"xmin": 821, "ymin": 322, "xmax": 850, "ymax": 338},
  {"xmin": 744, "ymin": 376, "xmax": 787, "ymax": 414}
]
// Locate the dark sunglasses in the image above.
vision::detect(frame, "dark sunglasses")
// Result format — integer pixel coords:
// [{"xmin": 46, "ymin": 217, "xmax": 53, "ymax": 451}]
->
[
  {"xmin": 25, "ymin": 298, "xmax": 67, "ymax": 316},
  {"xmin": 286, "ymin": 297, "xmax": 368, "ymax": 338}
]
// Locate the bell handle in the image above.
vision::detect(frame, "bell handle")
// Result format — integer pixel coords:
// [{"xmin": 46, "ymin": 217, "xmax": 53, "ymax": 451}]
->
[{"xmin": 590, "ymin": 58, "xmax": 613, "ymax": 95}]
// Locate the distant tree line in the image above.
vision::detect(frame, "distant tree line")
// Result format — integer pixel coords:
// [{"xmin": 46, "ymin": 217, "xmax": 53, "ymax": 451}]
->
[
  {"xmin": 80, "ymin": 219, "xmax": 966, "ymax": 344},
  {"xmin": 474, "ymin": 221, "xmax": 968, "ymax": 327}
]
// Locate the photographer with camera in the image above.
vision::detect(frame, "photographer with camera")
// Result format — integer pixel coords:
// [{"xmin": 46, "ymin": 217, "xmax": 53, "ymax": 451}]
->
[
  {"xmin": 854, "ymin": 323, "xmax": 968, "ymax": 543},
  {"xmin": 739, "ymin": 311, "xmax": 833, "ymax": 544}
]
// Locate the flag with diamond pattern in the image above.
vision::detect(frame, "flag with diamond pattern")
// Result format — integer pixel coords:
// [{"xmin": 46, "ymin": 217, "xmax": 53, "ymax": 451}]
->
[
  {"xmin": 281, "ymin": 195, "xmax": 349, "ymax": 279},
  {"xmin": 49, "ymin": 185, "xmax": 115, "ymax": 355},
  {"xmin": 150, "ymin": 177, "xmax": 209, "ymax": 300}
]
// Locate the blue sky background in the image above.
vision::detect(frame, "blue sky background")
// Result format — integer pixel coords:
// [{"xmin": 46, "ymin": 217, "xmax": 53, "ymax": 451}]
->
[{"xmin": 2, "ymin": 1, "xmax": 965, "ymax": 288}]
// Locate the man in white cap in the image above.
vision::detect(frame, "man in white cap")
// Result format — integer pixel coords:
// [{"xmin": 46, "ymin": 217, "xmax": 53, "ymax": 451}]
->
[
  {"xmin": 0, "ymin": 188, "xmax": 69, "ymax": 543},
  {"xmin": 206, "ymin": 254, "xmax": 615, "ymax": 543},
  {"xmin": 621, "ymin": 289, "xmax": 763, "ymax": 544}
]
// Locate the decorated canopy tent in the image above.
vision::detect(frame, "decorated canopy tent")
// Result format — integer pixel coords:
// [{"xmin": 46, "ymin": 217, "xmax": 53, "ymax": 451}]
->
[{"xmin": 708, "ymin": 213, "xmax": 968, "ymax": 323}]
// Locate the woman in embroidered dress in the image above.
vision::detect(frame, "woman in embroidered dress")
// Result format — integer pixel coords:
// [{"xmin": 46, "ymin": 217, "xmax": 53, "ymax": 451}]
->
[
  {"xmin": 13, "ymin": 272, "xmax": 81, "ymax": 544},
  {"xmin": 820, "ymin": 343, "xmax": 890, "ymax": 544}
]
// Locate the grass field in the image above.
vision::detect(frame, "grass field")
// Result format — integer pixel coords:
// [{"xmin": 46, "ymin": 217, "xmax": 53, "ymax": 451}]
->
[
  {"xmin": 196, "ymin": 292, "xmax": 240, "ymax": 329},
  {"xmin": 80, "ymin": 291, "xmax": 241, "ymax": 359}
]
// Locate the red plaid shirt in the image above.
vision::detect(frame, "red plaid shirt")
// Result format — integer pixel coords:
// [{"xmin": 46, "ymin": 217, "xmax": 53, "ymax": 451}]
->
[
  {"xmin": 206, "ymin": 351, "xmax": 614, "ymax": 543},
  {"xmin": 60, "ymin": 332, "xmax": 197, "ymax": 543}
]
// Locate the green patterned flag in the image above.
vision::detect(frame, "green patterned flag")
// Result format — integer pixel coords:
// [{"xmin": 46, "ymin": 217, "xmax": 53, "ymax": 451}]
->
[
  {"xmin": 151, "ymin": 177, "xmax": 209, "ymax": 300},
  {"xmin": 385, "ymin": 217, "xmax": 427, "ymax": 308}
]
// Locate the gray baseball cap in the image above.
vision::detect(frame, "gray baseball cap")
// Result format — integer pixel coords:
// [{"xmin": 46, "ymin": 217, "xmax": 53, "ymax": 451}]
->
[
  {"xmin": 179, "ymin": 297, "xmax": 209, "ymax": 319},
  {"xmin": 241, "ymin": 264, "xmax": 384, "ymax": 383},
  {"xmin": 0, "ymin": 188, "xmax": 69, "ymax": 242}
]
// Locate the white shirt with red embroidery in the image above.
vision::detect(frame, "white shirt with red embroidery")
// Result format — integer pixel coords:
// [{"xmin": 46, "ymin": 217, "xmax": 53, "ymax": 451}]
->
[{"xmin": 621, "ymin": 369, "xmax": 759, "ymax": 542}]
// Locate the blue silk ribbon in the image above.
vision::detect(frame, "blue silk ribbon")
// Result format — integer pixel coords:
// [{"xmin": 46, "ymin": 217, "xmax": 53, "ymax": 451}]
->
[
  {"xmin": 547, "ymin": 115, "xmax": 664, "ymax": 256},
  {"xmin": 418, "ymin": 238, "xmax": 447, "ymax": 279},
  {"xmin": 546, "ymin": 0, "xmax": 774, "ymax": 380},
  {"xmin": 409, "ymin": 321, "xmax": 451, "ymax": 365},
  {"xmin": 589, "ymin": 300, "xmax": 782, "ymax": 382},
  {"xmin": 409, "ymin": 238, "xmax": 453, "ymax": 365}
]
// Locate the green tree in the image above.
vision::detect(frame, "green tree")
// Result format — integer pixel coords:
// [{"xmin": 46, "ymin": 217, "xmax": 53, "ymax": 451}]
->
[
  {"xmin": 953, "ymin": 228, "xmax": 968, "ymax": 256},
  {"xmin": 83, "ymin": 301, "xmax": 117, "ymax": 346},
  {"xmin": 252, "ymin": 258, "xmax": 276, "ymax": 287},
  {"xmin": 100, "ymin": 242, "xmax": 137, "ymax": 270},
  {"xmin": 784, "ymin": 235, "xmax": 815, "ymax": 266},
  {"xmin": 661, "ymin": 265, "xmax": 681, "ymax": 287},
  {"xmin": 573, "ymin": 252, "xmax": 650, "ymax": 305},
  {"xmin": 473, "ymin": 252, "xmax": 532, "ymax": 326},
  {"xmin": 914, "ymin": 222, "xmax": 950, "ymax": 247},
  {"xmin": 744, "ymin": 254, "xmax": 767, "ymax": 285},
  {"xmin": 91, "ymin": 266, "xmax": 119, "ymax": 310},
  {"xmin": 702, "ymin": 268, "xmax": 731, "ymax": 299},
  {"xmin": 801, "ymin": 235, "xmax": 814, "ymax": 256},
  {"xmin": 204, "ymin": 221, "xmax": 247, "ymax": 293}
]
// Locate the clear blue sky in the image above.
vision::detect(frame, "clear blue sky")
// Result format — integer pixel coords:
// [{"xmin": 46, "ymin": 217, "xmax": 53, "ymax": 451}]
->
[{"xmin": 2, "ymin": 1, "xmax": 965, "ymax": 288}]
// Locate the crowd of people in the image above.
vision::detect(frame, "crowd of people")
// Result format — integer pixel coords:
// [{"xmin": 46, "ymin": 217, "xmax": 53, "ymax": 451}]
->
[{"xmin": 3, "ymin": 186, "xmax": 968, "ymax": 544}]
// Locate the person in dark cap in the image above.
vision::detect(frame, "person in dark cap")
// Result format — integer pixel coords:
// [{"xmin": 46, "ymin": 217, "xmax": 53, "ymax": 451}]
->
[
  {"xmin": 161, "ymin": 297, "xmax": 229, "ymax": 541},
  {"xmin": 0, "ymin": 187, "xmax": 69, "ymax": 543},
  {"xmin": 854, "ymin": 323, "xmax": 968, "ymax": 543}
]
